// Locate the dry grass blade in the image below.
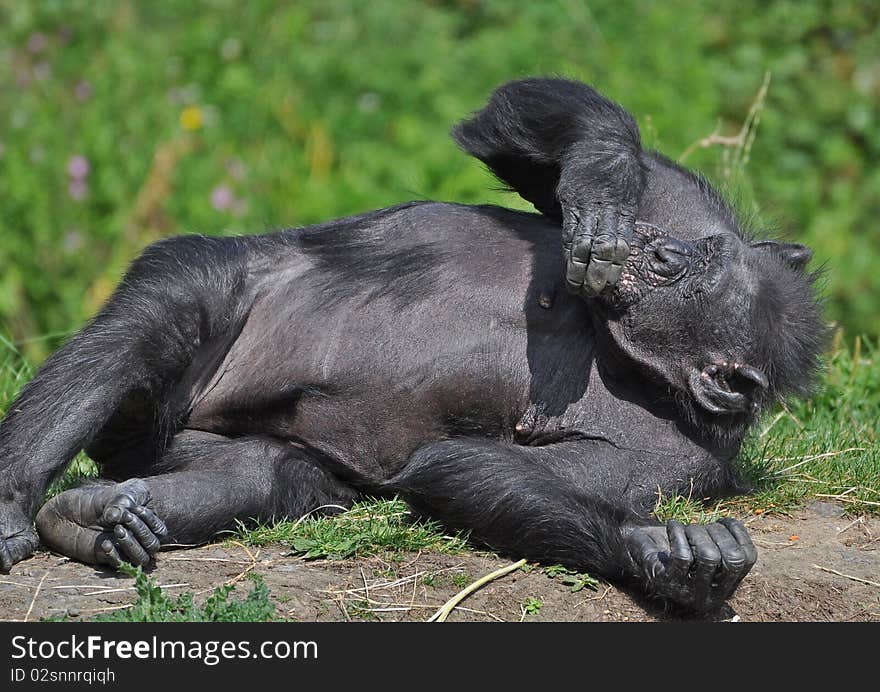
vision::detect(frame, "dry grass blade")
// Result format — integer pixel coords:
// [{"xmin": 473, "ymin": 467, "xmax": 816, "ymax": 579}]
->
[
  {"xmin": 428, "ymin": 558, "xmax": 526, "ymax": 622},
  {"xmin": 815, "ymin": 494, "xmax": 880, "ymax": 508},
  {"xmin": 22, "ymin": 568, "xmax": 52, "ymax": 622},
  {"xmin": 766, "ymin": 447, "xmax": 866, "ymax": 476},
  {"xmin": 813, "ymin": 565, "xmax": 880, "ymax": 588}
]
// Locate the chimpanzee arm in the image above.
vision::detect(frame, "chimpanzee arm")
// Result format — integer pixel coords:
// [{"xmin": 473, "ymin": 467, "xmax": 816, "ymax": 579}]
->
[
  {"xmin": 388, "ymin": 437, "xmax": 755, "ymax": 613},
  {"xmin": 452, "ymin": 78, "xmax": 645, "ymax": 298},
  {"xmin": 0, "ymin": 236, "xmax": 249, "ymax": 572}
]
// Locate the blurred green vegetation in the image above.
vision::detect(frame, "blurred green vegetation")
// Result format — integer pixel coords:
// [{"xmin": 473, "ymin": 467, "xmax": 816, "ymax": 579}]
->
[{"xmin": 1, "ymin": 0, "xmax": 878, "ymax": 360}]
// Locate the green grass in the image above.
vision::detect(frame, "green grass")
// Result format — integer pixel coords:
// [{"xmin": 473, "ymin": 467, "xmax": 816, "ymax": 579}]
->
[
  {"xmin": 231, "ymin": 498, "xmax": 470, "ymax": 559},
  {"xmin": 96, "ymin": 564, "xmax": 276, "ymax": 622},
  {"xmin": 732, "ymin": 333, "xmax": 879, "ymax": 515}
]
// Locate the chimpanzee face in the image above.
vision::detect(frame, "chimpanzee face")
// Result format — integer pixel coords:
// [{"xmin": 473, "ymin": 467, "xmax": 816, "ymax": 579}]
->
[{"xmin": 597, "ymin": 222, "xmax": 826, "ymax": 436}]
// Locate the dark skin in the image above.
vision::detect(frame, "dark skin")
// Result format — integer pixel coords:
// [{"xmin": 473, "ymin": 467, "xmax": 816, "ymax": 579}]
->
[{"xmin": 0, "ymin": 79, "xmax": 825, "ymax": 613}]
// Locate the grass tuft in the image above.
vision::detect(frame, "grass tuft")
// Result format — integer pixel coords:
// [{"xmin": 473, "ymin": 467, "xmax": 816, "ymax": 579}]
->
[{"xmin": 231, "ymin": 498, "xmax": 470, "ymax": 560}]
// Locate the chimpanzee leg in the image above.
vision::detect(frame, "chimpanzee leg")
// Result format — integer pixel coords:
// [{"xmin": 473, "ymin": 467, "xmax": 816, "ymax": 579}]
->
[
  {"xmin": 35, "ymin": 431, "xmax": 359, "ymax": 567},
  {"xmin": 0, "ymin": 236, "xmax": 250, "ymax": 571},
  {"xmin": 387, "ymin": 437, "xmax": 756, "ymax": 612}
]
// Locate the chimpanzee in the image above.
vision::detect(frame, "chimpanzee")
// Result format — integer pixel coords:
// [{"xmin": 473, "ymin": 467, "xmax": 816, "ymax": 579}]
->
[{"xmin": 0, "ymin": 78, "xmax": 825, "ymax": 613}]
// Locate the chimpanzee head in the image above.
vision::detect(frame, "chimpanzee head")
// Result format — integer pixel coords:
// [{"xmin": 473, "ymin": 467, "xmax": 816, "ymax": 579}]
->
[{"xmin": 596, "ymin": 221, "xmax": 828, "ymax": 442}]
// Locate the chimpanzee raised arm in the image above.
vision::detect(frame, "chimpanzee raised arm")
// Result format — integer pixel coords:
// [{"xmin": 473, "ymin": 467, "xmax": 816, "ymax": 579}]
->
[{"xmin": 453, "ymin": 77, "xmax": 645, "ymax": 298}]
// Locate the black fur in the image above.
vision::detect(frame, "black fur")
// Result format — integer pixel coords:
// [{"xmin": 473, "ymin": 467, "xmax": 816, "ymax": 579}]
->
[{"xmin": 0, "ymin": 79, "xmax": 826, "ymax": 613}]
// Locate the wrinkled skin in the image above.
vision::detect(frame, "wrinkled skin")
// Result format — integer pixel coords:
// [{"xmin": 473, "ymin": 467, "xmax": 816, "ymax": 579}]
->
[{"xmin": 0, "ymin": 79, "xmax": 825, "ymax": 614}]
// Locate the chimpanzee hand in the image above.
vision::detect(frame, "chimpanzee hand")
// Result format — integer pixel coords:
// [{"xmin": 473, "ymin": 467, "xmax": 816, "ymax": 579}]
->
[
  {"xmin": 0, "ymin": 502, "xmax": 39, "ymax": 573},
  {"xmin": 35, "ymin": 479, "xmax": 168, "ymax": 568},
  {"xmin": 557, "ymin": 156, "xmax": 642, "ymax": 298},
  {"xmin": 624, "ymin": 518, "xmax": 757, "ymax": 613}
]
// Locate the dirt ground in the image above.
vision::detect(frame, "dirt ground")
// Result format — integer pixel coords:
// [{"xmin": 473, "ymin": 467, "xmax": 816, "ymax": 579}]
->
[{"xmin": 1, "ymin": 501, "xmax": 877, "ymax": 622}]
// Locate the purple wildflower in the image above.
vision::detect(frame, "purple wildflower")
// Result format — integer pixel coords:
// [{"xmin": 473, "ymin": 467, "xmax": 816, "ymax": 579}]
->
[
  {"xmin": 67, "ymin": 155, "xmax": 90, "ymax": 180},
  {"xmin": 211, "ymin": 185, "xmax": 234, "ymax": 211}
]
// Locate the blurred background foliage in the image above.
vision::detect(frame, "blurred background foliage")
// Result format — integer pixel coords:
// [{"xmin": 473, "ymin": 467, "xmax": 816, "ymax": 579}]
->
[{"xmin": 0, "ymin": 0, "xmax": 878, "ymax": 361}]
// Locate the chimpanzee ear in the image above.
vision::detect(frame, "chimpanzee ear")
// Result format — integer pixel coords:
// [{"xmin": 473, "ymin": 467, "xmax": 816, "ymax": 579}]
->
[{"xmin": 751, "ymin": 240, "xmax": 813, "ymax": 271}]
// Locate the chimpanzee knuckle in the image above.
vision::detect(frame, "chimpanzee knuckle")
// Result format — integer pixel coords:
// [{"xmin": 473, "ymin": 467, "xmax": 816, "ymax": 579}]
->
[
  {"xmin": 694, "ymin": 548, "xmax": 721, "ymax": 568},
  {"xmin": 721, "ymin": 547, "xmax": 747, "ymax": 570},
  {"xmin": 570, "ymin": 230, "xmax": 596, "ymax": 262},
  {"xmin": 566, "ymin": 258, "xmax": 588, "ymax": 286},
  {"xmin": 618, "ymin": 206, "xmax": 637, "ymax": 223},
  {"xmin": 718, "ymin": 518, "xmax": 758, "ymax": 565},
  {"xmin": 591, "ymin": 234, "xmax": 617, "ymax": 260},
  {"xmin": 669, "ymin": 544, "xmax": 692, "ymax": 563}
]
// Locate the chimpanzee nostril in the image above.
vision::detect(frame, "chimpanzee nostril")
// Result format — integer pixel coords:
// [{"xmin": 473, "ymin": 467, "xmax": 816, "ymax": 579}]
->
[
  {"xmin": 649, "ymin": 237, "xmax": 693, "ymax": 277},
  {"xmin": 655, "ymin": 237, "xmax": 693, "ymax": 262}
]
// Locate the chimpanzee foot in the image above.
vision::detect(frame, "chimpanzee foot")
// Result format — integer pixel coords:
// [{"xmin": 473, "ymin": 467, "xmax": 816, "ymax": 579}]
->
[
  {"xmin": 0, "ymin": 502, "xmax": 39, "ymax": 573},
  {"xmin": 35, "ymin": 479, "xmax": 168, "ymax": 568},
  {"xmin": 623, "ymin": 518, "xmax": 757, "ymax": 613}
]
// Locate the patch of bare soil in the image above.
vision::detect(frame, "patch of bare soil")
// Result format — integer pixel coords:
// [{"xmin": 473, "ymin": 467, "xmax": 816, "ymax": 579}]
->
[{"xmin": 1, "ymin": 501, "xmax": 877, "ymax": 622}]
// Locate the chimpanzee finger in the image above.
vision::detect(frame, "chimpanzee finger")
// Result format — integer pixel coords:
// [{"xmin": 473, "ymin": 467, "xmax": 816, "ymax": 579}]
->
[
  {"xmin": 580, "ymin": 208, "xmax": 619, "ymax": 295},
  {"xmin": 614, "ymin": 212, "xmax": 635, "ymax": 265},
  {"xmin": 562, "ymin": 207, "xmax": 581, "ymax": 251},
  {"xmin": 664, "ymin": 520, "xmax": 692, "ymax": 583},
  {"xmin": 113, "ymin": 525, "xmax": 151, "ymax": 566},
  {"xmin": 101, "ymin": 495, "xmax": 137, "ymax": 526},
  {"xmin": 133, "ymin": 506, "xmax": 169, "ymax": 541},
  {"xmin": 584, "ymin": 259, "xmax": 615, "ymax": 296},
  {"xmin": 718, "ymin": 518, "xmax": 758, "ymax": 568},
  {"xmin": 565, "ymin": 210, "xmax": 595, "ymax": 293},
  {"xmin": 717, "ymin": 518, "xmax": 758, "ymax": 594},
  {"xmin": 570, "ymin": 209, "xmax": 597, "ymax": 259},
  {"xmin": 626, "ymin": 530, "xmax": 665, "ymax": 580},
  {"xmin": 565, "ymin": 253, "xmax": 588, "ymax": 294},
  {"xmin": 117, "ymin": 509, "xmax": 162, "ymax": 554},
  {"xmin": 684, "ymin": 524, "xmax": 721, "ymax": 608},
  {"xmin": 98, "ymin": 536, "xmax": 124, "ymax": 569},
  {"xmin": 706, "ymin": 522, "xmax": 747, "ymax": 597},
  {"xmin": 593, "ymin": 206, "xmax": 619, "ymax": 262}
]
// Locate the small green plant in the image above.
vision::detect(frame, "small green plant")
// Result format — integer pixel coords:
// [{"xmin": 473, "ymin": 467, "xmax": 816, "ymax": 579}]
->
[
  {"xmin": 542, "ymin": 565, "xmax": 599, "ymax": 593},
  {"xmin": 72, "ymin": 563, "xmax": 278, "ymax": 622},
  {"xmin": 422, "ymin": 574, "xmax": 438, "ymax": 587},
  {"xmin": 451, "ymin": 572, "xmax": 470, "ymax": 589},
  {"xmin": 522, "ymin": 597, "xmax": 543, "ymax": 616}
]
